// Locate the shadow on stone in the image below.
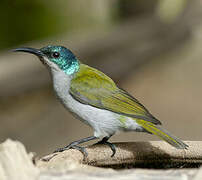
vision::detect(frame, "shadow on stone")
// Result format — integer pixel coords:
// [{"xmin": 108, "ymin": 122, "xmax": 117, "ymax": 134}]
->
[{"xmin": 87, "ymin": 141, "xmax": 202, "ymax": 169}]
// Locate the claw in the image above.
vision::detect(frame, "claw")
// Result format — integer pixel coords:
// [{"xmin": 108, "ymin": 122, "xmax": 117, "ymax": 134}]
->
[
  {"xmin": 103, "ymin": 141, "xmax": 116, "ymax": 157},
  {"xmin": 53, "ymin": 145, "xmax": 71, "ymax": 153},
  {"xmin": 107, "ymin": 142, "xmax": 116, "ymax": 157},
  {"xmin": 73, "ymin": 145, "xmax": 88, "ymax": 157},
  {"xmin": 95, "ymin": 137, "xmax": 116, "ymax": 157},
  {"xmin": 53, "ymin": 136, "xmax": 97, "ymax": 158},
  {"xmin": 53, "ymin": 147, "xmax": 67, "ymax": 153},
  {"xmin": 53, "ymin": 145, "xmax": 88, "ymax": 158}
]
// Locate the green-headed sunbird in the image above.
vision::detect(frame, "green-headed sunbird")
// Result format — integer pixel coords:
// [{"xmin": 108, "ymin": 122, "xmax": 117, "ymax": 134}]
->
[{"xmin": 13, "ymin": 45, "xmax": 188, "ymax": 157}]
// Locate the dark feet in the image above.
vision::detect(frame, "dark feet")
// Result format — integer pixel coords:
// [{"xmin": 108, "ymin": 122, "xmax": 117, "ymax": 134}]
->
[
  {"xmin": 54, "ymin": 144, "xmax": 88, "ymax": 157},
  {"xmin": 53, "ymin": 136, "xmax": 116, "ymax": 158},
  {"xmin": 94, "ymin": 136, "xmax": 116, "ymax": 157},
  {"xmin": 53, "ymin": 136, "xmax": 97, "ymax": 158}
]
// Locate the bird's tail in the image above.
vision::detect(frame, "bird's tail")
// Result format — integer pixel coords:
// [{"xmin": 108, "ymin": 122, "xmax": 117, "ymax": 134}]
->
[{"xmin": 136, "ymin": 120, "xmax": 188, "ymax": 149}]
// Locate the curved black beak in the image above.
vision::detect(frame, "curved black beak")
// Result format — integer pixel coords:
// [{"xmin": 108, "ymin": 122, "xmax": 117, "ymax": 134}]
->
[{"xmin": 12, "ymin": 47, "xmax": 44, "ymax": 57}]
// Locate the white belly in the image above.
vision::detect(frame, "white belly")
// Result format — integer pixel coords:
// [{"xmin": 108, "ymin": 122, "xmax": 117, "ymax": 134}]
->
[{"xmin": 51, "ymin": 69, "xmax": 142, "ymax": 138}]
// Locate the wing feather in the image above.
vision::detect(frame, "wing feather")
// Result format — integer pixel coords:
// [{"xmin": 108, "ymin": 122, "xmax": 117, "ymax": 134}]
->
[{"xmin": 70, "ymin": 64, "xmax": 161, "ymax": 125}]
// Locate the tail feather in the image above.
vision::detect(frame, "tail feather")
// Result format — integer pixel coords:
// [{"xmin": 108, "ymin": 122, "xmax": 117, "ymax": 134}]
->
[{"xmin": 136, "ymin": 120, "xmax": 188, "ymax": 149}]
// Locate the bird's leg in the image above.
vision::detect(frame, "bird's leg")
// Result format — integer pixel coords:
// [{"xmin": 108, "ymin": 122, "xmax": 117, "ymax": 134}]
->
[
  {"xmin": 53, "ymin": 136, "xmax": 97, "ymax": 157},
  {"xmin": 94, "ymin": 136, "xmax": 116, "ymax": 157}
]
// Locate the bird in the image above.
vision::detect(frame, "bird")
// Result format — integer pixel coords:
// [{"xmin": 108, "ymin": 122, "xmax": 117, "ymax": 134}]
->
[{"xmin": 13, "ymin": 45, "xmax": 188, "ymax": 157}]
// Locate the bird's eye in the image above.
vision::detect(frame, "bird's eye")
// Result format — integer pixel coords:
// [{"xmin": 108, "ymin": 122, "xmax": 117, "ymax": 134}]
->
[{"xmin": 52, "ymin": 52, "xmax": 60, "ymax": 58}]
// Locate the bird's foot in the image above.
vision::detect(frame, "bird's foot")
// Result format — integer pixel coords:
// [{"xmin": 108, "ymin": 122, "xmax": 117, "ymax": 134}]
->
[
  {"xmin": 53, "ymin": 144, "xmax": 88, "ymax": 157},
  {"xmin": 95, "ymin": 137, "xmax": 116, "ymax": 157},
  {"xmin": 53, "ymin": 136, "xmax": 97, "ymax": 158}
]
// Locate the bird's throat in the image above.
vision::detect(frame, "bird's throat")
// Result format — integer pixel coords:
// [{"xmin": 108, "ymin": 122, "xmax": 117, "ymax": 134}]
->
[{"xmin": 63, "ymin": 60, "xmax": 80, "ymax": 75}]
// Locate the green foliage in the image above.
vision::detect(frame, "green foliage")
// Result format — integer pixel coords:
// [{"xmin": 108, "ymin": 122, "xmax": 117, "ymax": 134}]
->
[
  {"xmin": 156, "ymin": 0, "xmax": 187, "ymax": 23},
  {"xmin": 0, "ymin": 0, "xmax": 114, "ymax": 50},
  {"xmin": 0, "ymin": 0, "xmax": 65, "ymax": 49}
]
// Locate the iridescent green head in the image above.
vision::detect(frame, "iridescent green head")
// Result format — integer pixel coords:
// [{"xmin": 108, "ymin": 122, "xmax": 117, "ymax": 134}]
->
[{"xmin": 13, "ymin": 45, "xmax": 80, "ymax": 75}]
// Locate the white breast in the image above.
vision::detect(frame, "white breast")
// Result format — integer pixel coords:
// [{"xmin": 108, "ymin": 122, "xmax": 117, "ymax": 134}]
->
[{"xmin": 50, "ymin": 69, "xmax": 142, "ymax": 138}]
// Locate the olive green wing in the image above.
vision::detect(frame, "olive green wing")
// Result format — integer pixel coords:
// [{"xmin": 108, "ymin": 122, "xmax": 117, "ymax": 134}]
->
[{"xmin": 70, "ymin": 64, "xmax": 161, "ymax": 125}]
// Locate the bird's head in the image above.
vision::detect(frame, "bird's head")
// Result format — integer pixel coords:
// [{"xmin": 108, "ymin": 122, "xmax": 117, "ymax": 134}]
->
[{"xmin": 13, "ymin": 45, "xmax": 80, "ymax": 75}]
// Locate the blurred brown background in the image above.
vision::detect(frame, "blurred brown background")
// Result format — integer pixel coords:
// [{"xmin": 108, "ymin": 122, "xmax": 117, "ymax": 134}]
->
[{"xmin": 0, "ymin": 0, "xmax": 202, "ymax": 156}]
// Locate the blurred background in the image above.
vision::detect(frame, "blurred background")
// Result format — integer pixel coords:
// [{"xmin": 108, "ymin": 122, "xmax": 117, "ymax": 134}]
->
[{"xmin": 0, "ymin": 0, "xmax": 202, "ymax": 156}]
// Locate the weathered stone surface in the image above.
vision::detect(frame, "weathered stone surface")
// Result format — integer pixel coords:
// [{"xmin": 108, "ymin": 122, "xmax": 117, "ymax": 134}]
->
[
  {"xmin": 0, "ymin": 139, "xmax": 39, "ymax": 180},
  {"xmin": 38, "ymin": 169, "xmax": 197, "ymax": 180},
  {"xmin": 38, "ymin": 141, "xmax": 202, "ymax": 169},
  {"xmin": 1, "ymin": 139, "xmax": 202, "ymax": 180}
]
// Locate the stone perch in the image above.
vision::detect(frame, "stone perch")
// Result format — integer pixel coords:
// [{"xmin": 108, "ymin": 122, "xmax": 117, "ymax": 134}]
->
[{"xmin": 1, "ymin": 139, "xmax": 202, "ymax": 180}]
